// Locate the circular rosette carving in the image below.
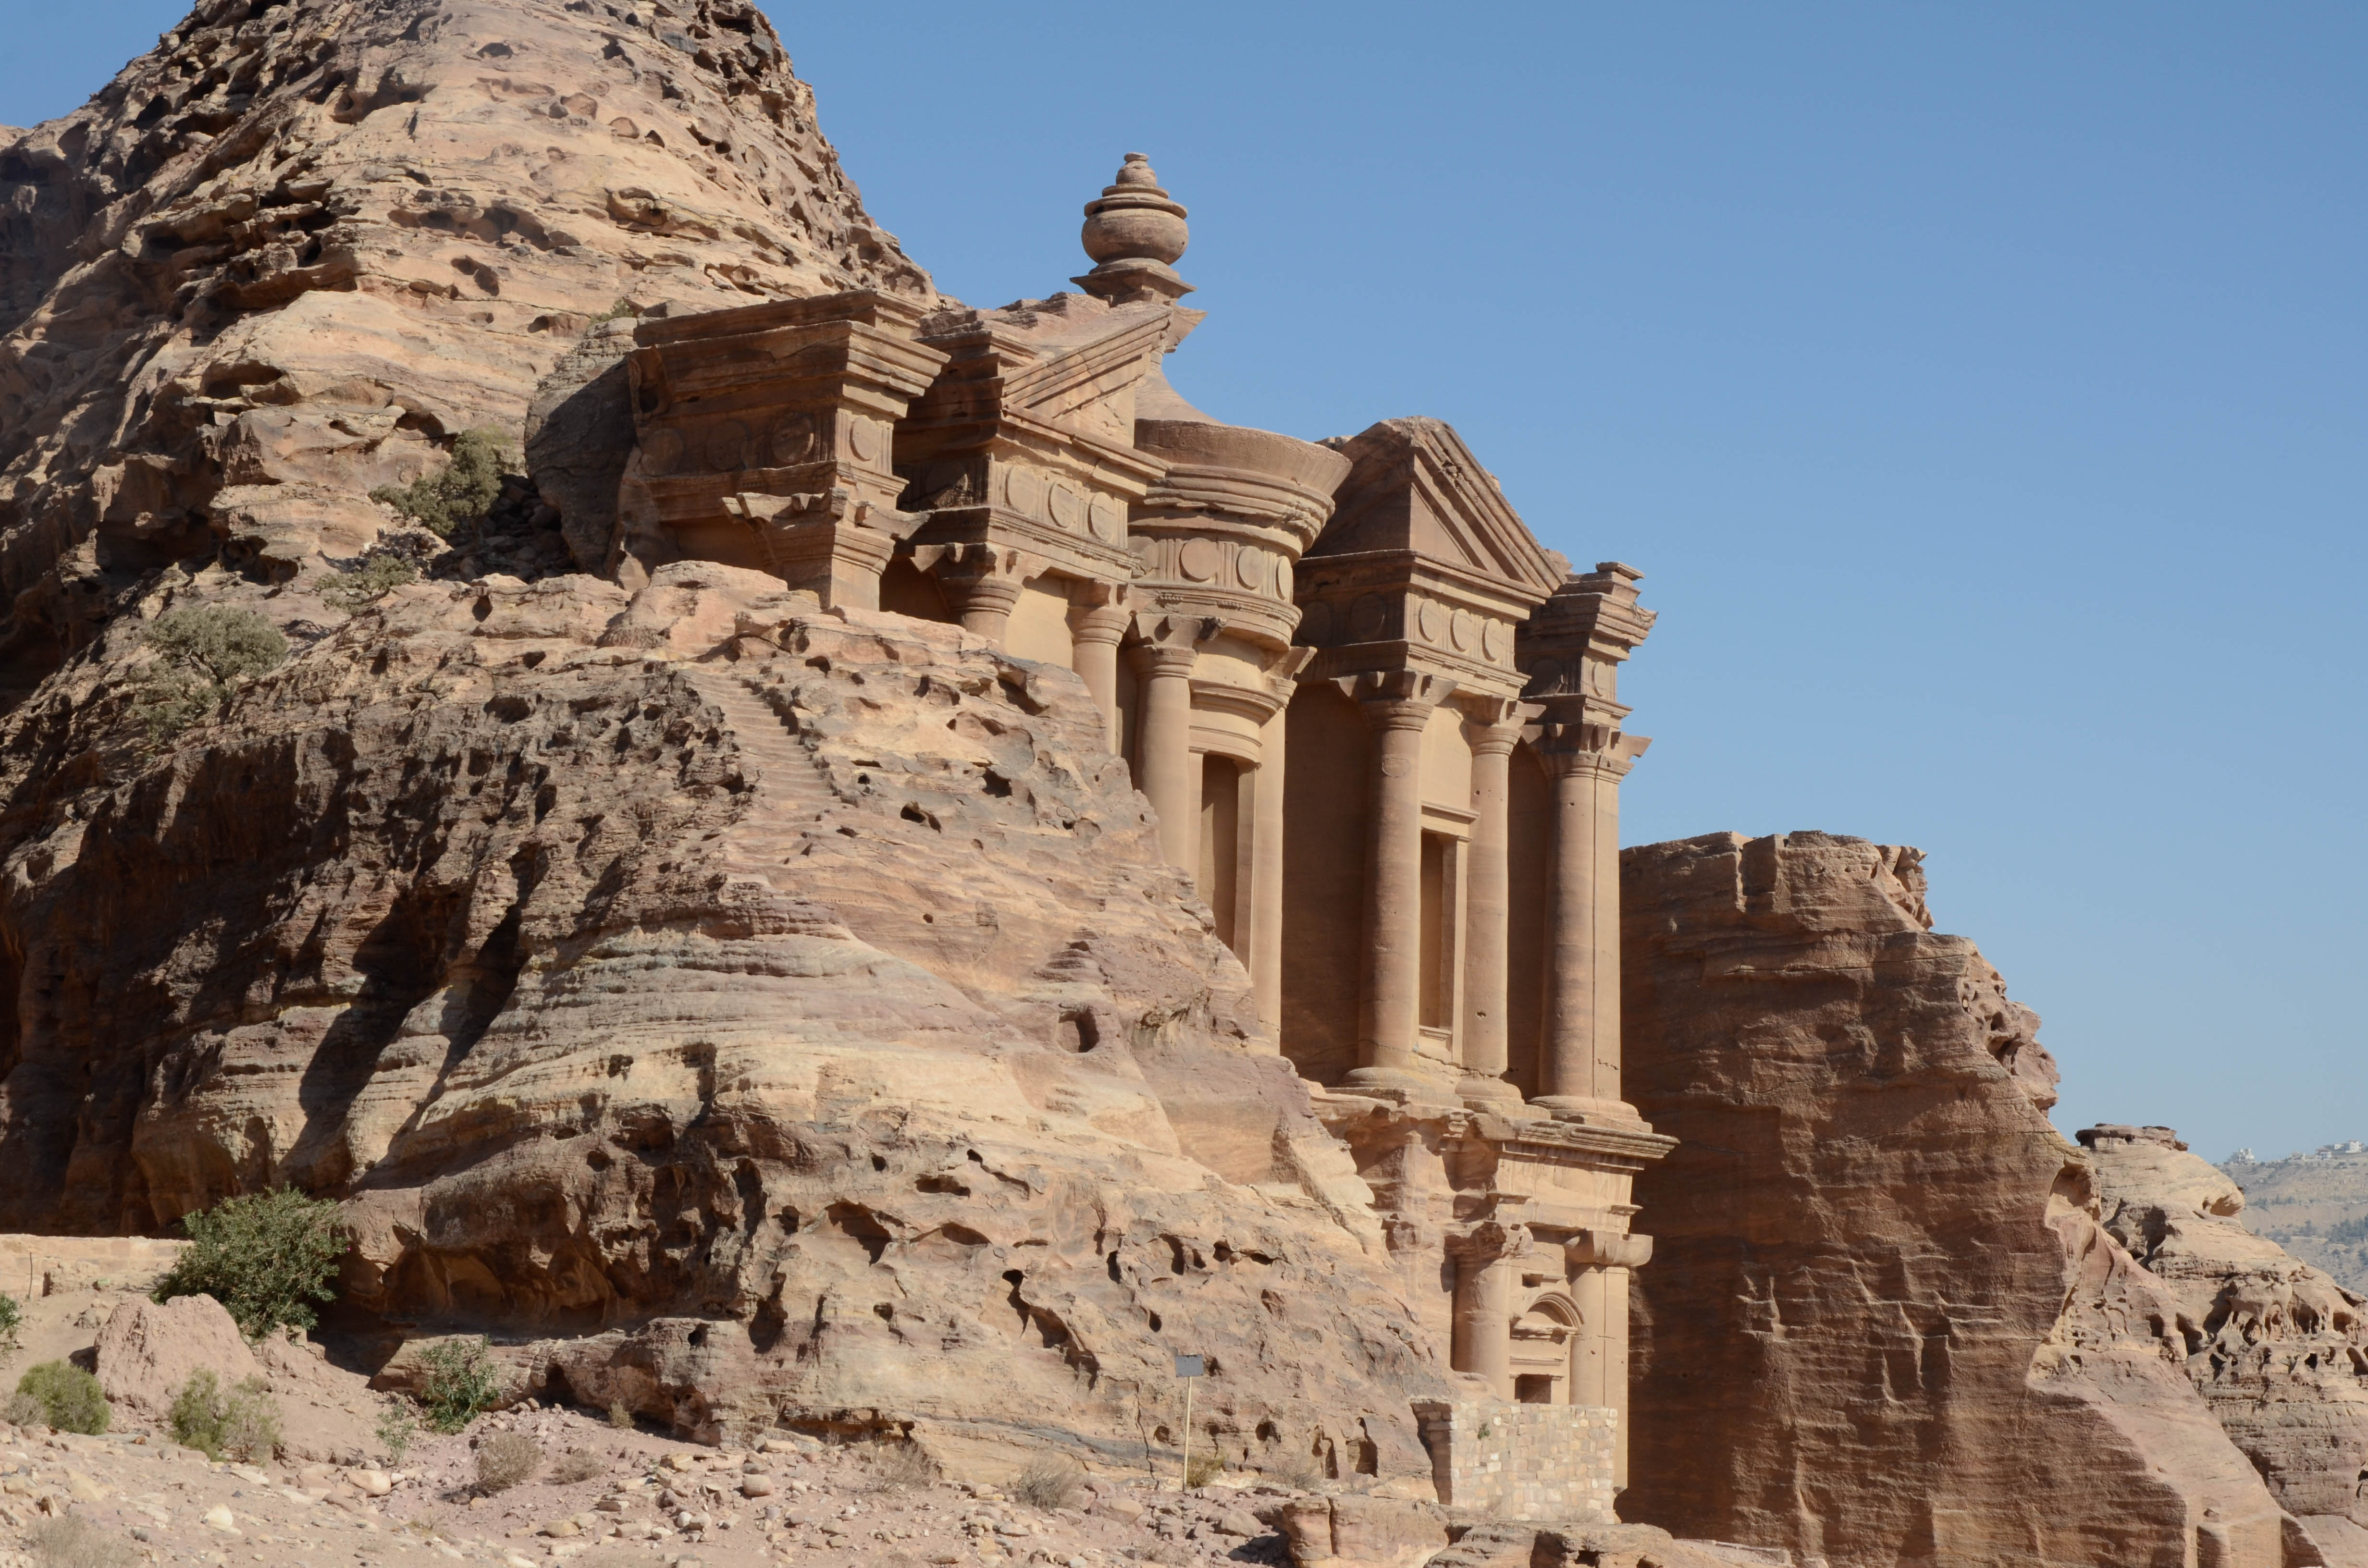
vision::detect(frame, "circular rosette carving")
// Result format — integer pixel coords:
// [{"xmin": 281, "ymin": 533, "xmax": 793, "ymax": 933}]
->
[
  {"xmin": 641, "ymin": 428, "xmax": 685, "ymax": 477},
  {"xmin": 1450, "ymin": 608, "xmax": 1477, "ymax": 653},
  {"xmin": 1048, "ymin": 482, "xmax": 1085, "ymax": 532},
  {"xmin": 1482, "ymin": 619, "xmax": 1510, "ymax": 664},
  {"xmin": 768, "ymin": 413, "xmax": 816, "ymax": 466},
  {"xmin": 1415, "ymin": 598, "xmax": 1445, "ymax": 645},
  {"xmin": 1348, "ymin": 595, "xmax": 1387, "ymax": 642},
  {"xmin": 1178, "ymin": 538, "xmax": 1221, "ymax": 582},
  {"xmin": 1088, "ymin": 493, "xmax": 1127, "ymax": 544},
  {"xmin": 706, "ymin": 419, "xmax": 752, "ymax": 471},
  {"xmin": 1003, "ymin": 466, "xmax": 1045, "ymax": 518}
]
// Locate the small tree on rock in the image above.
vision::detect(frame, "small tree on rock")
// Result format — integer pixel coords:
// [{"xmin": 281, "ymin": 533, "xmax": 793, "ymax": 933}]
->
[{"xmin": 154, "ymin": 1188, "xmax": 347, "ymax": 1341}]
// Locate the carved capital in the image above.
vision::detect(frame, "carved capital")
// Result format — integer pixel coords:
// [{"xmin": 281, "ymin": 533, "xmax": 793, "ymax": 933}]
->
[
  {"xmin": 1532, "ymin": 719, "xmax": 1650, "ymax": 780},
  {"xmin": 1566, "ymin": 1228, "xmax": 1653, "ymax": 1271},
  {"xmin": 1337, "ymin": 668, "xmax": 1456, "ymax": 728},
  {"xmin": 1132, "ymin": 611, "xmax": 1220, "ymax": 651},
  {"xmin": 1455, "ymin": 693, "xmax": 1534, "ymax": 757},
  {"xmin": 1263, "ymin": 645, "xmax": 1318, "ymax": 705},
  {"xmin": 1449, "ymin": 1220, "xmax": 1536, "ymax": 1268},
  {"xmin": 1128, "ymin": 643, "xmax": 1200, "ymax": 680}
]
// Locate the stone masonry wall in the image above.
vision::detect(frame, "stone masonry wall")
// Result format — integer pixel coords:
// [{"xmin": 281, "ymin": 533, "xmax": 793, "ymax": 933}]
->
[{"xmin": 1414, "ymin": 1400, "xmax": 1617, "ymax": 1522}]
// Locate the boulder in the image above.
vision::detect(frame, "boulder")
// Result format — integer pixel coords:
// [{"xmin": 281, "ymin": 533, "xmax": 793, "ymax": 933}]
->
[{"xmin": 94, "ymin": 1294, "xmax": 262, "ymax": 1425}]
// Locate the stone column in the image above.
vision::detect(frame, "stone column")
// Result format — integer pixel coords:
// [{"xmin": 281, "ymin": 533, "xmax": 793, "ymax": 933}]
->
[
  {"xmin": 1131, "ymin": 645, "xmax": 1201, "ymax": 876},
  {"xmin": 1568, "ymin": 1263, "xmax": 1610, "ymax": 1409},
  {"xmin": 1451, "ymin": 1224, "xmax": 1527, "ymax": 1401},
  {"xmin": 1534, "ymin": 735, "xmax": 1639, "ymax": 1117},
  {"xmin": 920, "ymin": 543, "xmax": 1031, "ymax": 644},
  {"xmin": 1068, "ymin": 594, "xmax": 1132, "ymax": 754},
  {"xmin": 1346, "ymin": 673, "xmax": 1452, "ymax": 1092},
  {"xmin": 1458, "ymin": 701, "xmax": 1527, "ymax": 1109},
  {"xmin": 1569, "ymin": 1230, "xmax": 1652, "ymax": 1487},
  {"xmin": 1249, "ymin": 702, "xmax": 1289, "ymax": 1034}
]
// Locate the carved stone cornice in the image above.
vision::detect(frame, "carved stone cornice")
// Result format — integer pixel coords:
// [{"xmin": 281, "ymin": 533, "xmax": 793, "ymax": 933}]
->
[{"xmin": 1517, "ymin": 562, "xmax": 1656, "ymax": 711}]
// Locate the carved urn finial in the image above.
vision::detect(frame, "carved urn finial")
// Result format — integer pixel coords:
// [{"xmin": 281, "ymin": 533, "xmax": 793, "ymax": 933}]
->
[{"xmin": 1074, "ymin": 152, "xmax": 1194, "ymax": 306}]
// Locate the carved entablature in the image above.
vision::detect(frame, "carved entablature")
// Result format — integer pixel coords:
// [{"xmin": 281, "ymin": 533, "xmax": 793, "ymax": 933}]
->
[
  {"xmin": 895, "ymin": 295, "xmax": 1186, "ymax": 597},
  {"xmin": 622, "ymin": 290, "xmax": 951, "ymax": 603},
  {"xmin": 1517, "ymin": 563, "xmax": 1657, "ymax": 770},
  {"xmin": 1291, "ymin": 417, "xmax": 1563, "ymax": 698},
  {"xmin": 1131, "ymin": 418, "xmax": 1353, "ymax": 651}
]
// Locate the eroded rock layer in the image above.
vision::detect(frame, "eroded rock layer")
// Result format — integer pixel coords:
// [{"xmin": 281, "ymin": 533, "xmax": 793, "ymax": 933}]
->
[
  {"xmin": 0, "ymin": 562, "xmax": 1444, "ymax": 1474},
  {"xmin": 0, "ymin": 0, "xmax": 932, "ymax": 696},
  {"xmin": 2085, "ymin": 1124, "xmax": 2368, "ymax": 1561},
  {"xmin": 1620, "ymin": 831, "xmax": 2312, "ymax": 1568}
]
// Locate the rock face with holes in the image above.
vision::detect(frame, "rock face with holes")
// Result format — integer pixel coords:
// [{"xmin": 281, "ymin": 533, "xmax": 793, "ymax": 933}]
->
[
  {"xmin": 1618, "ymin": 832, "xmax": 2316, "ymax": 1568},
  {"xmin": 0, "ymin": 0, "xmax": 933, "ymax": 702},
  {"xmin": 2083, "ymin": 1124, "xmax": 2368, "ymax": 1560},
  {"xmin": 0, "ymin": 560, "xmax": 1446, "ymax": 1478}
]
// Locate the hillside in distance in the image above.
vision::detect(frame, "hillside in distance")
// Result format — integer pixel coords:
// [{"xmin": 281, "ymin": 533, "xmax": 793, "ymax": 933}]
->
[{"xmin": 2223, "ymin": 1142, "xmax": 2368, "ymax": 1294}]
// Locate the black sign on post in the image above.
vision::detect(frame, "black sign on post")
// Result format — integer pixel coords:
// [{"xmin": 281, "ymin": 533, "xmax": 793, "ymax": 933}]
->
[{"xmin": 1174, "ymin": 1353, "xmax": 1206, "ymax": 1490}]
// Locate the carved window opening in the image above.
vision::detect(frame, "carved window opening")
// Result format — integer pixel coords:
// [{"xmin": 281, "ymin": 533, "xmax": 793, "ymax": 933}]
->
[
  {"xmin": 1201, "ymin": 754, "xmax": 1243, "ymax": 954},
  {"xmin": 1419, "ymin": 830, "xmax": 1459, "ymax": 1031},
  {"xmin": 1514, "ymin": 1374, "xmax": 1556, "ymax": 1405}
]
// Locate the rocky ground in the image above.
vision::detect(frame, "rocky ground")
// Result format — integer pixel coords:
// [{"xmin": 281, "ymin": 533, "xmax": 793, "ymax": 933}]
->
[
  {"xmin": 0, "ymin": 1250, "xmax": 1296, "ymax": 1568},
  {"xmin": 0, "ymin": 1412, "xmax": 1308, "ymax": 1568}
]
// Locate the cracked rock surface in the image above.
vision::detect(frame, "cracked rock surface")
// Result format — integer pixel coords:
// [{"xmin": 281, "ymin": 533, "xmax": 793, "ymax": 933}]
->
[{"xmin": 0, "ymin": 562, "xmax": 1446, "ymax": 1483}]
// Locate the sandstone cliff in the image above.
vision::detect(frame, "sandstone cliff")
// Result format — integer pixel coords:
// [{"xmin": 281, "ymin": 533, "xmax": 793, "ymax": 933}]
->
[
  {"xmin": 0, "ymin": 560, "xmax": 1445, "ymax": 1477},
  {"xmin": 0, "ymin": 0, "xmax": 931, "ymax": 701},
  {"xmin": 2085, "ymin": 1124, "xmax": 2368, "ymax": 1564},
  {"xmin": 1621, "ymin": 831, "xmax": 2316, "ymax": 1568}
]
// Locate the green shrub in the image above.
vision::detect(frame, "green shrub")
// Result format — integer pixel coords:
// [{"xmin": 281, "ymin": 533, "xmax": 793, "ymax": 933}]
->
[
  {"xmin": 376, "ymin": 1399, "xmax": 419, "ymax": 1461},
  {"xmin": 0, "ymin": 1289, "xmax": 20, "ymax": 1354},
  {"xmin": 154, "ymin": 1188, "xmax": 346, "ymax": 1340},
  {"xmin": 167, "ymin": 1369, "xmax": 281, "ymax": 1462},
  {"xmin": 131, "ymin": 606, "xmax": 291, "ymax": 744},
  {"xmin": 370, "ymin": 429, "xmax": 514, "ymax": 538},
  {"xmin": 416, "ymin": 1337, "xmax": 501, "ymax": 1434},
  {"xmin": 15, "ymin": 1360, "xmax": 108, "ymax": 1434},
  {"xmin": 321, "ymin": 551, "xmax": 422, "ymax": 611},
  {"xmin": 4, "ymin": 1388, "xmax": 43, "ymax": 1427}
]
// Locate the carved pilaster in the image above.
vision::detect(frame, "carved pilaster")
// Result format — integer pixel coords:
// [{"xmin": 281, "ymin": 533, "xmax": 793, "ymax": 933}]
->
[{"xmin": 1520, "ymin": 566, "xmax": 1654, "ymax": 1125}]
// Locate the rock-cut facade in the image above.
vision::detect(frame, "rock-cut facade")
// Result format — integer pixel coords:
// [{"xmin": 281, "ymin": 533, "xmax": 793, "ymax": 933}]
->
[{"xmin": 558, "ymin": 152, "xmax": 1672, "ymax": 1497}]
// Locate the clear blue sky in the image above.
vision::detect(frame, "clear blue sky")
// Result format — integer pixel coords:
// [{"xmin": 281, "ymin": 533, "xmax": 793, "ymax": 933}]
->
[{"xmin": 7, "ymin": 3, "xmax": 2363, "ymax": 1162}]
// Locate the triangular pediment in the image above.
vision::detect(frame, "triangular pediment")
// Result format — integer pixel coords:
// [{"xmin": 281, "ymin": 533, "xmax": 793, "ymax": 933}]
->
[
  {"xmin": 1307, "ymin": 417, "xmax": 1563, "ymax": 598},
  {"xmin": 998, "ymin": 311, "xmax": 1173, "ymax": 447}
]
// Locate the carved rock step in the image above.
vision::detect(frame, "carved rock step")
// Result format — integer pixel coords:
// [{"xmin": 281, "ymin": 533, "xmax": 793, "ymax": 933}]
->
[{"xmin": 679, "ymin": 664, "xmax": 839, "ymax": 884}]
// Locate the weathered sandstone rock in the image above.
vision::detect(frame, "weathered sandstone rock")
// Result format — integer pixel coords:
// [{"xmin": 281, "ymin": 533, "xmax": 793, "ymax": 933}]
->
[
  {"xmin": 0, "ymin": 561, "xmax": 1443, "ymax": 1477},
  {"xmin": 0, "ymin": 0, "xmax": 935, "ymax": 696},
  {"xmin": 2085, "ymin": 1123, "xmax": 2368, "ymax": 1558},
  {"xmin": 1621, "ymin": 831, "xmax": 2314, "ymax": 1568},
  {"xmin": 94, "ymin": 1292, "xmax": 262, "ymax": 1423}
]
